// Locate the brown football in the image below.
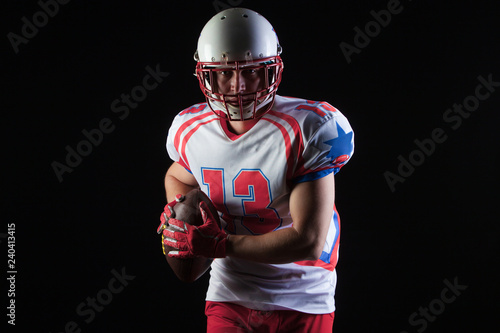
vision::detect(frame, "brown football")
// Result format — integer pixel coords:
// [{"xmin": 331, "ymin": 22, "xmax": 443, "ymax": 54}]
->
[{"xmin": 163, "ymin": 188, "xmax": 221, "ymax": 283}]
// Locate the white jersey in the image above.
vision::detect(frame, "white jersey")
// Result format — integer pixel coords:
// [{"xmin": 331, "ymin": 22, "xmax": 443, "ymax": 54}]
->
[{"xmin": 166, "ymin": 95, "xmax": 354, "ymax": 314}]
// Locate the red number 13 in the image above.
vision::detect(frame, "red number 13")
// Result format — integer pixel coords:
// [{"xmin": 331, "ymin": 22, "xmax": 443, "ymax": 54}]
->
[{"xmin": 201, "ymin": 168, "xmax": 281, "ymax": 234}]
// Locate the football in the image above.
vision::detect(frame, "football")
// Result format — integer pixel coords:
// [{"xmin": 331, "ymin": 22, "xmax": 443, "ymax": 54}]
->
[{"xmin": 163, "ymin": 188, "xmax": 221, "ymax": 283}]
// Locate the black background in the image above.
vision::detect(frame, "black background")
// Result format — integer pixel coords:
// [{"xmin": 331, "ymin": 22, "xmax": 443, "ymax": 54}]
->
[{"xmin": 2, "ymin": 0, "xmax": 499, "ymax": 332}]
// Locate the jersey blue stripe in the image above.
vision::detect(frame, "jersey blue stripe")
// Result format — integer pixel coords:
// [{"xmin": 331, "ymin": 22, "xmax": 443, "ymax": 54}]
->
[
  {"xmin": 319, "ymin": 209, "xmax": 340, "ymax": 264},
  {"xmin": 293, "ymin": 168, "xmax": 334, "ymax": 184}
]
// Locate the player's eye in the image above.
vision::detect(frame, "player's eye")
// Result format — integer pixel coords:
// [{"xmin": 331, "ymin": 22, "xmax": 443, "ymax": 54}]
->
[{"xmin": 244, "ymin": 69, "xmax": 258, "ymax": 75}]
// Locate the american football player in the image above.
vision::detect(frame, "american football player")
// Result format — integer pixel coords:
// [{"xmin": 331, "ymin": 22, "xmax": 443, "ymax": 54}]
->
[{"xmin": 160, "ymin": 8, "xmax": 354, "ymax": 332}]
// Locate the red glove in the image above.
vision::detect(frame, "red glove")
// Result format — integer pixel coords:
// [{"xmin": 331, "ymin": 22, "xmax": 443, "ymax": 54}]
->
[
  {"xmin": 162, "ymin": 201, "xmax": 228, "ymax": 259},
  {"xmin": 157, "ymin": 194, "xmax": 184, "ymax": 234},
  {"xmin": 157, "ymin": 194, "xmax": 186, "ymax": 255}
]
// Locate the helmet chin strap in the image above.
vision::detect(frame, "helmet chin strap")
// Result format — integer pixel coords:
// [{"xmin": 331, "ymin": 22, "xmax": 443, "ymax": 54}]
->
[
  {"xmin": 226, "ymin": 103, "xmax": 252, "ymax": 121},
  {"xmin": 208, "ymin": 100, "xmax": 252, "ymax": 120},
  {"xmin": 209, "ymin": 93, "xmax": 274, "ymax": 121}
]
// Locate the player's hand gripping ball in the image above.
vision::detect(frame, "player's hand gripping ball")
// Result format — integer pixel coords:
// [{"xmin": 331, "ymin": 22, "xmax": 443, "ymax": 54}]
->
[{"xmin": 157, "ymin": 189, "xmax": 227, "ymax": 282}]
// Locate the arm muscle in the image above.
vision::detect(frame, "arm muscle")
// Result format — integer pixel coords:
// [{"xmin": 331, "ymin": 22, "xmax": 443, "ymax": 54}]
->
[
  {"xmin": 164, "ymin": 162, "xmax": 199, "ymax": 202},
  {"xmin": 226, "ymin": 173, "xmax": 335, "ymax": 263}
]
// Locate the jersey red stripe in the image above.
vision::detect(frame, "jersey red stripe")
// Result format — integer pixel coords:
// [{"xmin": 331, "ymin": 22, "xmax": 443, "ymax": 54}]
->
[
  {"xmin": 266, "ymin": 111, "xmax": 304, "ymax": 183},
  {"xmin": 174, "ymin": 112, "xmax": 215, "ymax": 169}
]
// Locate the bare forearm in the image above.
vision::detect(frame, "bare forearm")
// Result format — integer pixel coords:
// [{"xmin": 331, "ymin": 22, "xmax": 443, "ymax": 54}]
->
[
  {"xmin": 164, "ymin": 163, "xmax": 199, "ymax": 202},
  {"xmin": 164, "ymin": 175, "xmax": 198, "ymax": 201},
  {"xmin": 226, "ymin": 175, "xmax": 334, "ymax": 264},
  {"xmin": 226, "ymin": 227, "xmax": 320, "ymax": 264}
]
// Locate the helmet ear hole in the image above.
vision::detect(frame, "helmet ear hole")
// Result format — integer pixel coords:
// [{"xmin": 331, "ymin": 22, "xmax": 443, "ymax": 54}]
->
[{"xmin": 267, "ymin": 68, "xmax": 274, "ymax": 86}]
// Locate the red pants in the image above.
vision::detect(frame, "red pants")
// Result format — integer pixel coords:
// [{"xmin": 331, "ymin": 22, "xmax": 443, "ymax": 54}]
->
[{"xmin": 205, "ymin": 301, "xmax": 334, "ymax": 333}]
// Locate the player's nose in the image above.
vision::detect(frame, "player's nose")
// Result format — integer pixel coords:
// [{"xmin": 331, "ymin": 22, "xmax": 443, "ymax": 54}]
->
[{"xmin": 230, "ymin": 70, "xmax": 246, "ymax": 93}]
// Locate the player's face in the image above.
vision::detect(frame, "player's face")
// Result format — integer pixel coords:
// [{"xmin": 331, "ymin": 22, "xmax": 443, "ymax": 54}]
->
[{"xmin": 214, "ymin": 68, "xmax": 265, "ymax": 105}]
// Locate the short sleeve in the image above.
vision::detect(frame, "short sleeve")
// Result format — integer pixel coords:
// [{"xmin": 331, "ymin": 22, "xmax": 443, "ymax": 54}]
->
[
  {"xmin": 293, "ymin": 112, "xmax": 354, "ymax": 183},
  {"xmin": 165, "ymin": 114, "xmax": 191, "ymax": 171}
]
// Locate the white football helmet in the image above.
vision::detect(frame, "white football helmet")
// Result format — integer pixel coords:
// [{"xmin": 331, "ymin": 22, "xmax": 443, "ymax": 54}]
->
[{"xmin": 194, "ymin": 8, "xmax": 284, "ymax": 121}]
